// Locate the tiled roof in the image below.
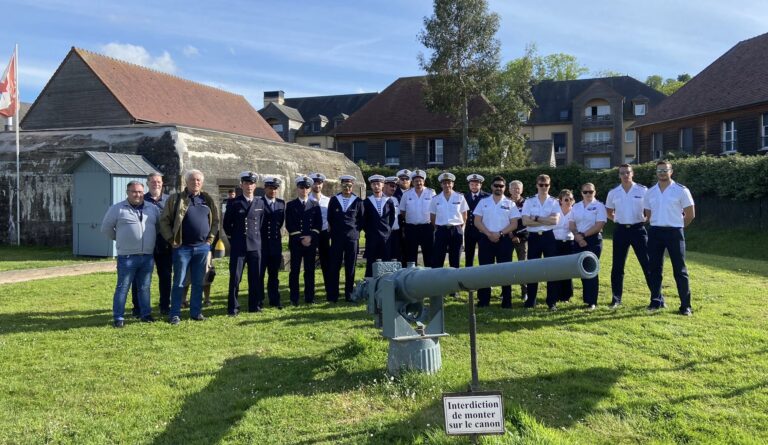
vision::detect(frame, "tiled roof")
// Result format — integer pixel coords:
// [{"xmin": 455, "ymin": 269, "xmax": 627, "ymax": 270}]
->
[
  {"xmin": 334, "ymin": 76, "xmax": 491, "ymax": 135},
  {"xmin": 264, "ymin": 102, "xmax": 304, "ymax": 122},
  {"xmin": 283, "ymin": 93, "xmax": 377, "ymax": 136},
  {"xmin": 633, "ymin": 32, "xmax": 768, "ymax": 127},
  {"xmin": 65, "ymin": 151, "xmax": 159, "ymax": 175},
  {"xmin": 529, "ymin": 76, "xmax": 666, "ymax": 124},
  {"xmin": 73, "ymin": 48, "xmax": 282, "ymax": 141}
]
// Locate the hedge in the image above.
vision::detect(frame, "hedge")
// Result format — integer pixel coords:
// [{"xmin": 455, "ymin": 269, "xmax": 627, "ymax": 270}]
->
[{"xmin": 359, "ymin": 155, "xmax": 768, "ymax": 202}]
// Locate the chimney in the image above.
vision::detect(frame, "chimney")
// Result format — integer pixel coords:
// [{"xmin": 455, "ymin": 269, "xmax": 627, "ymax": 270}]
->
[
  {"xmin": 4, "ymin": 116, "xmax": 12, "ymax": 132},
  {"xmin": 263, "ymin": 90, "xmax": 285, "ymax": 108}
]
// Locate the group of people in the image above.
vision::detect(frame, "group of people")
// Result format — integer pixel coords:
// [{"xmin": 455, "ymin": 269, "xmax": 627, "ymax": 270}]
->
[{"xmin": 100, "ymin": 159, "xmax": 695, "ymax": 328}]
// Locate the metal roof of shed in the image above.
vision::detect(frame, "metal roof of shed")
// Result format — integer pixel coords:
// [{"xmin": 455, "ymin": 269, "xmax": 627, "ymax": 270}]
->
[{"xmin": 65, "ymin": 151, "xmax": 160, "ymax": 175}]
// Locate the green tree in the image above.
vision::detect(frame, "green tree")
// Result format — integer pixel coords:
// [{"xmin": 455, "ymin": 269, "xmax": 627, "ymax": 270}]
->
[
  {"xmin": 592, "ymin": 69, "xmax": 625, "ymax": 78},
  {"xmin": 418, "ymin": 0, "xmax": 501, "ymax": 166},
  {"xmin": 645, "ymin": 73, "xmax": 690, "ymax": 95},
  {"xmin": 507, "ymin": 43, "xmax": 588, "ymax": 82}
]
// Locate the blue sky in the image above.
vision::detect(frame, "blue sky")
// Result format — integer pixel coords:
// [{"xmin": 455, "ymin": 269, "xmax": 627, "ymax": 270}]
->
[{"xmin": 6, "ymin": 0, "xmax": 768, "ymax": 108}]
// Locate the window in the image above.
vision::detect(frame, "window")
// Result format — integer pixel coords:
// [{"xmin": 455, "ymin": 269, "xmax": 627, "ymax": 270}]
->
[
  {"xmin": 625, "ymin": 130, "xmax": 635, "ymax": 143},
  {"xmin": 384, "ymin": 140, "xmax": 400, "ymax": 165},
  {"xmin": 352, "ymin": 141, "xmax": 367, "ymax": 163},
  {"xmin": 311, "ymin": 121, "xmax": 321, "ymax": 133},
  {"xmin": 428, "ymin": 139, "xmax": 444, "ymax": 164},
  {"xmin": 517, "ymin": 111, "xmax": 528, "ymax": 123},
  {"xmin": 585, "ymin": 105, "xmax": 611, "ymax": 116},
  {"xmin": 583, "ymin": 131, "xmax": 611, "ymax": 143},
  {"xmin": 624, "ymin": 155, "xmax": 636, "ymax": 164},
  {"xmin": 652, "ymin": 133, "xmax": 663, "ymax": 159},
  {"xmin": 761, "ymin": 113, "xmax": 768, "ymax": 149},
  {"xmin": 585, "ymin": 156, "xmax": 610, "ymax": 169},
  {"xmin": 309, "ymin": 143, "xmax": 321, "ymax": 149},
  {"xmin": 634, "ymin": 103, "xmax": 647, "ymax": 116},
  {"xmin": 552, "ymin": 133, "xmax": 567, "ymax": 154},
  {"xmin": 722, "ymin": 120, "xmax": 737, "ymax": 153},
  {"xmin": 271, "ymin": 123, "xmax": 284, "ymax": 132},
  {"xmin": 559, "ymin": 110, "xmax": 570, "ymax": 120},
  {"xmin": 679, "ymin": 128, "xmax": 693, "ymax": 153}
]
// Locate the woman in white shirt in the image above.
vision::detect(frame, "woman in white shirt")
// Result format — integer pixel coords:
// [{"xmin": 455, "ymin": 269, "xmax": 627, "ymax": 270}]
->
[
  {"xmin": 569, "ymin": 183, "xmax": 607, "ymax": 310},
  {"xmin": 553, "ymin": 189, "xmax": 575, "ymax": 303}
]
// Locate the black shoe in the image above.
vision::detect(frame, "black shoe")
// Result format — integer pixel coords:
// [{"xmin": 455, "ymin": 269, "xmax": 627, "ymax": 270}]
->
[
  {"xmin": 290, "ymin": 301, "xmax": 299, "ymax": 307},
  {"xmin": 140, "ymin": 315, "xmax": 155, "ymax": 323},
  {"xmin": 609, "ymin": 302, "xmax": 621, "ymax": 309},
  {"xmin": 191, "ymin": 314, "xmax": 206, "ymax": 321},
  {"xmin": 548, "ymin": 305, "xmax": 558, "ymax": 312},
  {"xmin": 160, "ymin": 308, "xmax": 169, "ymax": 316},
  {"xmin": 228, "ymin": 310, "xmax": 239, "ymax": 317},
  {"xmin": 249, "ymin": 306, "xmax": 263, "ymax": 313},
  {"xmin": 113, "ymin": 319, "xmax": 125, "ymax": 328},
  {"xmin": 169, "ymin": 316, "xmax": 181, "ymax": 325},
  {"xmin": 500, "ymin": 299, "xmax": 512, "ymax": 309},
  {"xmin": 646, "ymin": 304, "xmax": 662, "ymax": 313},
  {"xmin": 131, "ymin": 310, "xmax": 141, "ymax": 319},
  {"xmin": 679, "ymin": 307, "xmax": 693, "ymax": 316}
]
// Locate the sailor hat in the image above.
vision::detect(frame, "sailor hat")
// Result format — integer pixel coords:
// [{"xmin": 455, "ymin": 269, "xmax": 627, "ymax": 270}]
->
[
  {"xmin": 438, "ymin": 172, "xmax": 456, "ymax": 182},
  {"xmin": 295, "ymin": 175, "xmax": 314, "ymax": 187},
  {"xmin": 396, "ymin": 169, "xmax": 412, "ymax": 179},
  {"xmin": 368, "ymin": 174, "xmax": 386, "ymax": 183},
  {"xmin": 466, "ymin": 173, "xmax": 485, "ymax": 183},
  {"xmin": 384, "ymin": 176, "xmax": 398, "ymax": 184},
  {"xmin": 308, "ymin": 172, "xmax": 326, "ymax": 182},
  {"xmin": 410, "ymin": 169, "xmax": 427, "ymax": 180},
  {"xmin": 239, "ymin": 171, "xmax": 259, "ymax": 183},
  {"xmin": 339, "ymin": 175, "xmax": 357, "ymax": 183},
  {"xmin": 263, "ymin": 176, "xmax": 282, "ymax": 188}
]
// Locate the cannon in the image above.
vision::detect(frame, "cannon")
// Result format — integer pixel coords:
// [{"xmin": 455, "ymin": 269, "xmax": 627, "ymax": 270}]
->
[{"xmin": 351, "ymin": 252, "xmax": 600, "ymax": 375}]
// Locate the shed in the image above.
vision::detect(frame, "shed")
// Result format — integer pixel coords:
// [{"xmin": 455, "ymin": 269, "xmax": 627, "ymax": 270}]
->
[{"xmin": 65, "ymin": 151, "xmax": 159, "ymax": 257}]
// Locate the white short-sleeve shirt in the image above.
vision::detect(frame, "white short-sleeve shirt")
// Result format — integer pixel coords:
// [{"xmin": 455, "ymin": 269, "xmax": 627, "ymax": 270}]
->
[
  {"xmin": 521, "ymin": 195, "xmax": 560, "ymax": 232},
  {"xmin": 643, "ymin": 181, "xmax": 694, "ymax": 228},
  {"xmin": 571, "ymin": 200, "xmax": 608, "ymax": 233},
  {"xmin": 605, "ymin": 183, "xmax": 647, "ymax": 225},
  {"xmin": 429, "ymin": 192, "xmax": 469, "ymax": 226},
  {"xmin": 473, "ymin": 196, "xmax": 520, "ymax": 232},
  {"xmin": 402, "ymin": 187, "xmax": 436, "ymax": 224},
  {"xmin": 553, "ymin": 209, "xmax": 574, "ymax": 241},
  {"xmin": 309, "ymin": 193, "xmax": 331, "ymax": 231},
  {"xmin": 388, "ymin": 196, "xmax": 400, "ymax": 230}
]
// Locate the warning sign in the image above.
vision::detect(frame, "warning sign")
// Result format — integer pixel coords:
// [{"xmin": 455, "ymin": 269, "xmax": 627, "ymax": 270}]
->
[{"xmin": 442, "ymin": 391, "xmax": 505, "ymax": 435}]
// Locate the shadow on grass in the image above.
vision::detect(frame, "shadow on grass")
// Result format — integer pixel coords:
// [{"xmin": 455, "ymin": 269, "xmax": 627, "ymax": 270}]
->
[{"xmin": 0, "ymin": 308, "xmax": 112, "ymax": 334}]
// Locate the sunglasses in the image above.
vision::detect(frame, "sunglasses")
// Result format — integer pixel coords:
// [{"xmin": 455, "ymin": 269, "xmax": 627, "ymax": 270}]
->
[
  {"xmin": 538, "ymin": 183, "xmax": 550, "ymax": 187},
  {"xmin": 656, "ymin": 169, "xmax": 670, "ymax": 173},
  {"xmin": 561, "ymin": 197, "xmax": 573, "ymax": 201},
  {"xmin": 582, "ymin": 190, "xmax": 594, "ymax": 194},
  {"xmin": 492, "ymin": 184, "xmax": 505, "ymax": 188},
  {"xmin": 297, "ymin": 185, "xmax": 310, "ymax": 189}
]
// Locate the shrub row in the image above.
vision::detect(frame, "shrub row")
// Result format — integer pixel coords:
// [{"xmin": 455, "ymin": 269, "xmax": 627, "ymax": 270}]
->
[{"xmin": 359, "ymin": 155, "xmax": 768, "ymax": 202}]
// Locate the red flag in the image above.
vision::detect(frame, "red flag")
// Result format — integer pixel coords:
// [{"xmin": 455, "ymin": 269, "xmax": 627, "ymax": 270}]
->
[{"xmin": 0, "ymin": 52, "xmax": 17, "ymax": 118}]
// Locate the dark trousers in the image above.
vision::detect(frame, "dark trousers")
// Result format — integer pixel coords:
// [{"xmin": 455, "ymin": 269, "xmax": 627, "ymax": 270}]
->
[
  {"xmin": 259, "ymin": 251, "xmax": 282, "ymax": 307},
  {"xmin": 512, "ymin": 238, "xmax": 528, "ymax": 298},
  {"xmin": 575, "ymin": 235, "xmax": 602, "ymax": 305},
  {"xmin": 364, "ymin": 236, "xmax": 390, "ymax": 278},
  {"xmin": 131, "ymin": 249, "xmax": 172, "ymax": 315},
  {"xmin": 464, "ymin": 228, "xmax": 481, "ymax": 267},
  {"xmin": 404, "ymin": 223, "xmax": 434, "ymax": 266},
  {"xmin": 477, "ymin": 236, "xmax": 513, "ymax": 307},
  {"xmin": 289, "ymin": 239, "xmax": 317, "ymax": 304},
  {"xmin": 554, "ymin": 240, "xmax": 574, "ymax": 302},
  {"xmin": 611, "ymin": 223, "xmax": 651, "ymax": 304},
  {"xmin": 228, "ymin": 250, "xmax": 262, "ymax": 313},
  {"xmin": 432, "ymin": 225, "xmax": 463, "ymax": 268},
  {"xmin": 388, "ymin": 228, "xmax": 402, "ymax": 263},
  {"xmin": 525, "ymin": 231, "xmax": 558, "ymax": 308},
  {"xmin": 317, "ymin": 230, "xmax": 332, "ymax": 298},
  {"xmin": 648, "ymin": 226, "xmax": 691, "ymax": 310},
  {"xmin": 328, "ymin": 238, "xmax": 358, "ymax": 301}
]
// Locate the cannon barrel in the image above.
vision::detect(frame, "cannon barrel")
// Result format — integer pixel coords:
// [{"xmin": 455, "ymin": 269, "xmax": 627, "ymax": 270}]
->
[{"xmin": 393, "ymin": 252, "xmax": 598, "ymax": 304}]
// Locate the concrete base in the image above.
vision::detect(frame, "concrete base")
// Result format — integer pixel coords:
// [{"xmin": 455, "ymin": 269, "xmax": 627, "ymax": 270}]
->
[{"xmin": 387, "ymin": 337, "xmax": 442, "ymax": 376}]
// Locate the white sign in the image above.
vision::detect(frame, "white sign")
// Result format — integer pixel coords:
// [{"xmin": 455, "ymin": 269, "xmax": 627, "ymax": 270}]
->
[{"xmin": 443, "ymin": 392, "xmax": 505, "ymax": 435}]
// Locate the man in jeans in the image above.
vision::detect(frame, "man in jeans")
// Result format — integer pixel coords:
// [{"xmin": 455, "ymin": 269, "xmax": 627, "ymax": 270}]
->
[
  {"xmin": 101, "ymin": 180, "xmax": 160, "ymax": 328},
  {"xmin": 159, "ymin": 169, "xmax": 220, "ymax": 324}
]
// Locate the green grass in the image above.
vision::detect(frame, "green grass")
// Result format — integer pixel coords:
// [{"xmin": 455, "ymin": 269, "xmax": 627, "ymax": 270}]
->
[
  {"xmin": 1, "ymin": 239, "xmax": 767, "ymax": 444},
  {"xmin": 0, "ymin": 245, "xmax": 111, "ymax": 272}
]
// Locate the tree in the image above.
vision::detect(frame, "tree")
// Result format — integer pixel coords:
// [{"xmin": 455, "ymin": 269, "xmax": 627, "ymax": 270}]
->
[
  {"xmin": 592, "ymin": 69, "xmax": 625, "ymax": 78},
  {"xmin": 418, "ymin": 0, "xmax": 501, "ymax": 166},
  {"xmin": 507, "ymin": 43, "xmax": 588, "ymax": 82},
  {"xmin": 645, "ymin": 73, "xmax": 690, "ymax": 96}
]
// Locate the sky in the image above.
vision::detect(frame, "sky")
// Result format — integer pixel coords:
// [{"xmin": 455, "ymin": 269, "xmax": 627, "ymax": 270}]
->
[{"xmin": 6, "ymin": 0, "xmax": 768, "ymax": 108}]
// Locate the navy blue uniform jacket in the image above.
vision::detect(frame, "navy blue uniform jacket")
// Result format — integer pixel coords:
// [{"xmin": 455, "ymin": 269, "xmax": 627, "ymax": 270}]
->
[
  {"xmin": 223, "ymin": 195, "xmax": 265, "ymax": 255},
  {"xmin": 261, "ymin": 197, "xmax": 286, "ymax": 255},
  {"xmin": 464, "ymin": 191, "xmax": 490, "ymax": 233},
  {"xmin": 285, "ymin": 198, "xmax": 322, "ymax": 242},
  {"xmin": 327, "ymin": 194, "xmax": 364, "ymax": 241},
  {"xmin": 362, "ymin": 196, "xmax": 396, "ymax": 253}
]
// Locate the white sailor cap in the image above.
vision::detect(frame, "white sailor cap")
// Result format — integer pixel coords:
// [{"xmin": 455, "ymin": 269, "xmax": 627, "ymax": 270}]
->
[
  {"xmin": 295, "ymin": 175, "xmax": 314, "ymax": 187},
  {"xmin": 396, "ymin": 169, "xmax": 412, "ymax": 179},
  {"xmin": 438, "ymin": 172, "xmax": 456, "ymax": 182},
  {"xmin": 339, "ymin": 174, "xmax": 356, "ymax": 183},
  {"xmin": 308, "ymin": 172, "xmax": 326, "ymax": 182},
  {"xmin": 410, "ymin": 169, "xmax": 427, "ymax": 180},
  {"xmin": 466, "ymin": 173, "xmax": 485, "ymax": 183},
  {"xmin": 263, "ymin": 176, "xmax": 282, "ymax": 188},
  {"xmin": 368, "ymin": 174, "xmax": 386, "ymax": 183},
  {"xmin": 384, "ymin": 176, "xmax": 398, "ymax": 184},
  {"xmin": 239, "ymin": 171, "xmax": 259, "ymax": 183}
]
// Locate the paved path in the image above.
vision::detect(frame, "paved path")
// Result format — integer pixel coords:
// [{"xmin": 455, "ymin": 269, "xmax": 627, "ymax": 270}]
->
[{"xmin": 0, "ymin": 261, "xmax": 117, "ymax": 285}]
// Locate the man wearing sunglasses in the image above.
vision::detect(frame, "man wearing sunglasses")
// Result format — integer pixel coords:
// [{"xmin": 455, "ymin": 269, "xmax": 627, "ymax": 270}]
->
[
  {"xmin": 643, "ymin": 161, "xmax": 695, "ymax": 316},
  {"xmin": 286, "ymin": 175, "xmax": 322, "ymax": 305}
]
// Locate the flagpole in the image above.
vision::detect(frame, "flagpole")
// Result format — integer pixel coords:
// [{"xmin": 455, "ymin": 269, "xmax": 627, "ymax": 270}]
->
[{"xmin": 14, "ymin": 43, "xmax": 20, "ymax": 245}]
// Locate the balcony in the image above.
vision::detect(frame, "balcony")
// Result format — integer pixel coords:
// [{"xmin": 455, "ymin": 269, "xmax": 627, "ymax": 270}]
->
[
  {"xmin": 580, "ymin": 141, "xmax": 614, "ymax": 154},
  {"xmin": 582, "ymin": 115, "xmax": 614, "ymax": 128}
]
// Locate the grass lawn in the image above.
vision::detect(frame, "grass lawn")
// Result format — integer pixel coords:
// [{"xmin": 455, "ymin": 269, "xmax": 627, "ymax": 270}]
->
[
  {"xmin": 0, "ymin": 245, "xmax": 111, "ymax": 272},
  {"xmin": 1, "ymin": 238, "xmax": 767, "ymax": 444}
]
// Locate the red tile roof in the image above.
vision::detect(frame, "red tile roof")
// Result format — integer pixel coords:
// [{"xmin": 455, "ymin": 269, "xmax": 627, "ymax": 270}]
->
[
  {"xmin": 633, "ymin": 32, "xmax": 768, "ymax": 128},
  {"xmin": 74, "ymin": 48, "xmax": 282, "ymax": 141},
  {"xmin": 334, "ymin": 76, "xmax": 490, "ymax": 135}
]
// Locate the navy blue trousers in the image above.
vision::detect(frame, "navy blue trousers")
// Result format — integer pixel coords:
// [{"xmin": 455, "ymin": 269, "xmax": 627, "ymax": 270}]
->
[
  {"xmin": 289, "ymin": 238, "xmax": 317, "ymax": 304},
  {"xmin": 228, "ymin": 249, "xmax": 262, "ymax": 313},
  {"xmin": 432, "ymin": 225, "xmax": 463, "ymax": 268},
  {"xmin": 464, "ymin": 227, "xmax": 482, "ymax": 267},
  {"xmin": 647, "ymin": 226, "xmax": 691, "ymax": 310},
  {"xmin": 317, "ymin": 230, "xmax": 332, "ymax": 299},
  {"xmin": 575, "ymin": 235, "xmax": 602, "ymax": 305},
  {"xmin": 328, "ymin": 238, "xmax": 358, "ymax": 301},
  {"xmin": 477, "ymin": 236, "xmax": 513, "ymax": 306},
  {"xmin": 259, "ymin": 250, "xmax": 282, "ymax": 307},
  {"xmin": 404, "ymin": 223, "xmax": 434, "ymax": 267},
  {"xmin": 611, "ymin": 223, "xmax": 651, "ymax": 304},
  {"xmin": 554, "ymin": 239, "xmax": 574, "ymax": 302},
  {"xmin": 525, "ymin": 231, "xmax": 558, "ymax": 308}
]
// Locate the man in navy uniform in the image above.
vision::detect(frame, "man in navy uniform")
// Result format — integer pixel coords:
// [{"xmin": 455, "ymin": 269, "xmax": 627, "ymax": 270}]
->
[
  {"xmin": 394, "ymin": 169, "xmax": 411, "ymax": 201},
  {"xmin": 463, "ymin": 173, "xmax": 489, "ymax": 267},
  {"xmin": 223, "ymin": 171, "xmax": 264, "ymax": 315},
  {"xmin": 643, "ymin": 160, "xmax": 695, "ymax": 315},
  {"xmin": 327, "ymin": 175, "xmax": 365, "ymax": 302},
  {"xmin": 362, "ymin": 174, "xmax": 396, "ymax": 277},
  {"xmin": 393, "ymin": 169, "xmax": 411, "ymax": 266},
  {"xmin": 430, "ymin": 172, "xmax": 468, "ymax": 268},
  {"xmin": 383, "ymin": 176, "xmax": 402, "ymax": 263},
  {"xmin": 401, "ymin": 169, "xmax": 435, "ymax": 266},
  {"xmin": 260, "ymin": 176, "xmax": 286, "ymax": 309},
  {"xmin": 286, "ymin": 175, "xmax": 322, "ymax": 305},
  {"xmin": 308, "ymin": 172, "xmax": 332, "ymax": 299}
]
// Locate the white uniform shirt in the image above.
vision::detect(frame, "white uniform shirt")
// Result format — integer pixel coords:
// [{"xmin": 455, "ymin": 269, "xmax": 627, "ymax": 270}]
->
[
  {"xmin": 429, "ymin": 191, "xmax": 469, "ymax": 226},
  {"xmin": 309, "ymin": 193, "xmax": 331, "ymax": 231},
  {"xmin": 571, "ymin": 200, "xmax": 608, "ymax": 233},
  {"xmin": 643, "ymin": 180, "xmax": 694, "ymax": 228},
  {"xmin": 521, "ymin": 195, "xmax": 560, "ymax": 232},
  {"xmin": 473, "ymin": 195, "xmax": 520, "ymax": 232},
  {"xmin": 389, "ymin": 196, "xmax": 401, "ymax": 230},
  {"xmin": 402, "ymin": 187, "xmax": 435, "ymax": 224},
  {"xmin": 605, "ymin": 183, "xmax": 647, "ymax": 225},
  {"xmin": 553, "ymin": 209, "xmax": 575, "ymax": 241}
]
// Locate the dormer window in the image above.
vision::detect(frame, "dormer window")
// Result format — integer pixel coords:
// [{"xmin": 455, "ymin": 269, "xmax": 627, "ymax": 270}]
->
[
  {"xmin": 308, "ymin": 115, "xmax": 328, "ymax": 133},
  {"xmin": 633, "ymin": 102, "xmax": 647, "ymax": 116}
]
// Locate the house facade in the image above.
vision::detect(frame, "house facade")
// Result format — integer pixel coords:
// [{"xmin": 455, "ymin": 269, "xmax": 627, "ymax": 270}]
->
[{"xmin": 633, "ymin": 33, "xmax": 768, "ymax": 161}]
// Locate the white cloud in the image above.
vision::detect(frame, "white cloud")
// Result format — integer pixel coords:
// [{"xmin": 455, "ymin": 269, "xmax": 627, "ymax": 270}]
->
[
  {"xmin": 182, "ymin": 45, "xmax": 199, "ymax": 57},
  {"xmin": 100, "ymin": 42, "xmax": 177, "ymax": 73}
]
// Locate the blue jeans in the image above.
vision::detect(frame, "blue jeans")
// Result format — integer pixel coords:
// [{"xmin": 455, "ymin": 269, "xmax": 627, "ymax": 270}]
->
[
  {"xmin": 171, "ymin": 244, "xmax": 210, "ymax": 318},
  {"xmin": 113, "ymin": 254, "xmax": 154, "ymax": 320}
]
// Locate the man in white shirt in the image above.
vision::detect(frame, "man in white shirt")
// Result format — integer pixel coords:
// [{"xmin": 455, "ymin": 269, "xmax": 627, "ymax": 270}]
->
[
  {"xmin": 430, "ymin": 172, "xmax": 468, "ymax": 268},
  {"xmin": 643, "ymin": 160, "xmax": 695, "ymax": 316},
  {"xmin": 569, "ymin": 183, "xmax": 607, "ymax": 310},
  {"xmin": 401, "ymin": 169, "xmax": 435, "ymax": 266},
  {"xmin": 473, "ymin": 176, "xmax": 520, "ymax": 308},
  {"xmin": 605, "ymin": 163, "xmax": 651, "ymax": 308}
]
